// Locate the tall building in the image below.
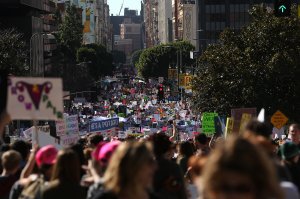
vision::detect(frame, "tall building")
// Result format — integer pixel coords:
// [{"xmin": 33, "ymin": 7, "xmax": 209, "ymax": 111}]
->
[
  {"xmin": 173, "ymin": 0, "xmax": 197, "ymax": 47},
  {"xmin": 196, "ymin": 0, "xmax": 297, "ymax": 50},
  {"xmin": 158, "ymin": 0, "xmax": 172, "ymax": 44},
  {"xmin": 110, "ymin": 8, "xmax": 142, "ymax": 62},
  {"xmin": 0, "ymin": 0, "xmax": 57, "ymax": 76},
  {"xmin": 94, "ymin": 0, "xmax": 111, "ymax": 49},
  {"xmin": 143, "ymin": 0, "xmax": 159, "ymax": 47}
]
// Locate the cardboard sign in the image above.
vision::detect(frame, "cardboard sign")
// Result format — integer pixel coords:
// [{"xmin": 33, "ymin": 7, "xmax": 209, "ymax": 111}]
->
[
  {"xmin": 56, "ymin": 115, "xmax": 79, "ymax": 136},
  {"xmin": 214, "ymin": 116, "xmax": 226, "ymax": 135},
  {"xmin": 60, "ymin": 134, "xmax": 80, "ymax": 147},
  {"xmin": 7, "ymin": 77, "xmax": 63, "ymax": 120},
  {"xmin": 239, "ymin": 113, "xmax": 252, "ymax": 134},
  {"xmin": 271, "ymin": 110, "xmax": 288, "ymax": 129},
  {"xmin": 0, "ymin": 70, "xmax": 8, "ymax": 115},
  {"xmin": 202, "ymin": 112, "xmax": 218, "ymax": 135},
  {"xmin": 231, "ymin": 108, "xmax": 256, "ymax": 134},
  {"xmin": 89, "ymin": 118, "xmax": 119, "ymax": 132},
  {"xmin": 225, "ymin": 117, "xmax": 234, "ymax": 138}
]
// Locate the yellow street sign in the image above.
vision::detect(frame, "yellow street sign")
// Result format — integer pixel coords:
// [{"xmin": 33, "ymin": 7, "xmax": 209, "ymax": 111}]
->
[
  {"xmin": 179, "ymin": 74, "xmax": 185, "ymax": 88},
  {"xmin": 271, "ymin": 110, "xmax": 288, "ymax": 129},
  {"xmin": 184, "ymin": 75, "xmax": 192, "ymax": 90}
]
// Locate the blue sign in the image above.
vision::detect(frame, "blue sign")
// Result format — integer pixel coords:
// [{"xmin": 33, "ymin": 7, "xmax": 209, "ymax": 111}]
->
[{"xmin": 89, "ymin": 118, "xmax": 119, "ymax": 132}]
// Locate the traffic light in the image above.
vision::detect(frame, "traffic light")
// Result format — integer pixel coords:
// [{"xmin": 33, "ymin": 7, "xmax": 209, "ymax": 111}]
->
[
  {"xmin": 157, "ymin": 84, "xmax": 164, "ymax": 101},
  {"xmin": 274, "ymin": 0, "xmax": 291, "ymax": 17}
]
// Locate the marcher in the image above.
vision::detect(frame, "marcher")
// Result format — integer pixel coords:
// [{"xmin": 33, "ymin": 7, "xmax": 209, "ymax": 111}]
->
[
  {"xmin": 41, "ymin": 148, "xmax": 87, "ymax": 199},
  {"xmin": 0, "ymin": 150, "xmax": 21, "ymax": 199},
  {"xmin": 200, "ymin": 137, "xmax": 283, "ymax": 199},
  {"xmin": 93, "ymin": 141, "xmax": 159, "ymax": 199}
]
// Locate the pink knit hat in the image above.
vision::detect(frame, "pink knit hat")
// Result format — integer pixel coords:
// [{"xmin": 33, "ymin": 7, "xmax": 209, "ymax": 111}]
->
[
  {"xmin": 35, "ymin": 145, "xmax": 58, "ymax": 167},
  {"xmin": 93, "ymin": 141, "xmax": 120, "ymax": 166}
]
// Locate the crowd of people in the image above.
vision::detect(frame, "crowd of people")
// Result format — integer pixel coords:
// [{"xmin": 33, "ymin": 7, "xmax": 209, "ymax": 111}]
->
[{"xmin": 1, "ymin": 119, "xmax": 300, "ymax": 199}]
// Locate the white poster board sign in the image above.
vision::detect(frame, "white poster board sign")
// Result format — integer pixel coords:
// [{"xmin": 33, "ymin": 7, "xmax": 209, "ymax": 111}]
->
[{"xmin": 7, "ymin": 77, "xmax": 63, "ymax": 120}]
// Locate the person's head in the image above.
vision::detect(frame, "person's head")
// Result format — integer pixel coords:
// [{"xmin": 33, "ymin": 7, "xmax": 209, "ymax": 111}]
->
[
  {"xmin": 92, "ymin": 141, "xmax": 120, "ymax": 176},
  {"xmin": 194, "ymin": 133, "xmax": 207, "ymax": 149},
  {"xmin": 201, "ymin": 137, "xmax": 283, "ymax": 199},
  {"xmin": 280, "ymin": 142, "xmax": 300, "ymax": 163},
  {"xmin": 10, "ymin": 140, "xmax": 30, "ymax": 162},
  {"xmin": 35, "ymin": 145, "xmax": 58, "ymax": 180},
  {"xmin": 178, "ymin": 141, "xmax": 195, "ymax": 158},
  {"xmin": 88, "ymin": 134, "xmax": 104, "ymax": 148},
  {"xmin": 51, "ymin": 148, "xmax": 80, "ymax": 184},
  {"xmin": 185, "ymin": 155, "xmax": 207, "ymax": 184},
  {"xmin": 149, "ymin": 132, "xmax": 172, "ymax": 159},
  {"xmin": 289, "ymin": 124, "xmax": 300, "ymax": 144},
  {"xmin": 242, "ymin": 120, "xmax": 274, "ymax": 155},
  {"xmin": 103, "ymin": 141, "xmax": 156, "ymax": 197},
  {"xmin": 1, "ymin": 150, "xmax": 21, "ymax": 175}
]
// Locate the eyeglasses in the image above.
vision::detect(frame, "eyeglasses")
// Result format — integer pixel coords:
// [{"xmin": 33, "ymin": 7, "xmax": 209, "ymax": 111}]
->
[{"xmin": 216, "ymin": 183, "xmax": 254, "ymax": 194}]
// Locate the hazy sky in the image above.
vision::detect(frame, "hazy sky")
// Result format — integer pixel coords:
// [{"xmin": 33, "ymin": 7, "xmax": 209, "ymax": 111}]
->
[{"xmin": 107, "ymin": 0, "xmax": 141, "ymax": 16}]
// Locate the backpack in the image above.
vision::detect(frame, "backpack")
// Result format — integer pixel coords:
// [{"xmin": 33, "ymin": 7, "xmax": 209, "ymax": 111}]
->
[{"xmin": 18, "ymin": 175, "xmax": 45, "ymax": 199}]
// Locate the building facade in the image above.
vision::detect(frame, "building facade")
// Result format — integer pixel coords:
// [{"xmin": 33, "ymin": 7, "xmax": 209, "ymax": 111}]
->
[
  {"xmin": 196, "ymin": 0, "xmax": 297, "ymax": 50},
  {"xmin": 158, "ymin": 0, "xmax": 172, "ymax": 44},
  {"xmin": 143, "ymin": 0, "xmax": 159, "ymax": 47},
  {"xmin": 0, "ymin": 0, "xmax": 57, "ymax": 76}
]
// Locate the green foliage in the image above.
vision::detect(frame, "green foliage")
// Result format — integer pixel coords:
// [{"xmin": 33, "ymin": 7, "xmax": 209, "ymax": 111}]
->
[
  {"xmin": 192, "ymin": 5, "xmax": 300, "ymax": 122},
  {"xmin": 0, "ymin": 28, "xmax": 28, "ymax": 75},
  {"xmin": 77, "ymin": 44, "xmax": 113, "ymax": 80},
  {"xmin": 55, "ymin": 5, "xmax": 83, "ymax": 60},
  {"xmin": 111, "ymin": 50, "xmax": 126, "ymax": 64},
  {"xmin": 137, "ymin": 41, "xmax": 195, "ymax": 78},
  {"xmin": 131, "ymin": 50, "xmax": 143, "ymax": 67}
]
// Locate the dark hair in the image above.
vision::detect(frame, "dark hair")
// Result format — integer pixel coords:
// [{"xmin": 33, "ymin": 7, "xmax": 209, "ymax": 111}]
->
[
  {"xmin": 88, "ymin": 134, "xmax": 104, "ymax": 147},
  {"xmin": 149, "ymin": 133, "xmax": 172, "ymax": 158},
  {"xmin": 51, "ymin": 149, "xmax": 80, "ymax": 183},
  {"xmin": 179, "ymin": 141, "xmax": 195, "ymax": 158},
  {"xmin": 245, "ymin": 120, "xmax": 272, "ymax": 139},
  {"xmin": 195, "ymin": 134, "xmax": 207, "ymax": 145},
  {"xmin": 10, "ymin": 140, "xmax": 30, "ymax": 161}
]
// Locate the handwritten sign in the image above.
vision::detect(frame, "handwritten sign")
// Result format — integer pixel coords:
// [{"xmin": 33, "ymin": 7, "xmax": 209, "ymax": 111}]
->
[
  {"xmin": 231, "ymin": 108, "xmax": 256, "ymax": 134},
  {"xmin": 239, "ymin": 113, "xmax": 252, "ymax": 134},
  {"xmin": 56, "ymin": 115, "xmax": 79, "ymax": 136},
  {"xmin": 7, "ymin": 77, "xmax": 63, "ymax": 120},
  {"xmin": 60, "ymin": 134, "xmax": 80, "ymax": 147},
  {"xmin": 89, "ymin": 118, "xmax": 119, "ymax": 132},
  {"xmin": 202, "ymin": 112, "xmax": 218, "ymax": 135},
  {"xmin": 225, "ymin": 117, "xmax": 234, "ymax": 138}
]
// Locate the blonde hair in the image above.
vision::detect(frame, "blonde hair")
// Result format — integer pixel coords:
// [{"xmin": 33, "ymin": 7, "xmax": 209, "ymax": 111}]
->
[
  {"xmin": 1, "ymin": 150, "xmax": 21, "ymax": 171},
  {"xmin": 201, "ymin": 136, "xmax": 283, "ymax": 199},
  {"xmin": 103, "ymin": 141, "xmax": 154, "ymax": 197}
]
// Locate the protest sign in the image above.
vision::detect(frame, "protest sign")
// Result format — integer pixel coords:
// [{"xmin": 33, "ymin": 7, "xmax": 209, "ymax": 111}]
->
[
  {"xmin": 0, "ymin": 70, "xmax": 8, "ymax": 115},
  {"xmin": 271, "ymin": 110, "xmax": 288, "ymax": 130},
  {"xmin": 231, "ymin": 108, "xmax": 256, "ymax": 134},
  {"xmin": 89, "ymin": 118, "xmax": 119, "ymax": 132},
  {"xmin": 272, "ymin": 127, "xmax": 285, "ymax": 139},
  {"xmin": 239, "ymin": 113, "xmax": 252, "ymax": 134},
  {"xmin": 23, "ymin": 126, "xmax": 35, "ymax": 139},
  {"xmin": 118, "ymin": 131, "xmax": 127, "ymax": 139},
  {"xmin": 214, "ymin": 116, "xmax": 226, "ymax": 135},
  {"xmin": 60, "ymin": 134, "xmax": 80, "ymax": 147},
  {"xmin": 7, "ymin": 77, "xmax": 63, "ymax": 120},
  {"xmin": 202, "ymin": 112, "xmax": 218, "ymax": 135},
  {"xmin": 56, "ymin": 115, "xmax": 79, "ymax": 136},
  {"xmin": 225, "ymin": 117, "xmax": 234, "ymax": 138}
]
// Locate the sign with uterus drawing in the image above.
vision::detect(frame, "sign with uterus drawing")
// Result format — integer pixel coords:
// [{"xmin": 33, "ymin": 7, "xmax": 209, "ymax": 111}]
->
[{"xmin": 7, "ymin": 77, "xmax": 63, "ymax": 120}]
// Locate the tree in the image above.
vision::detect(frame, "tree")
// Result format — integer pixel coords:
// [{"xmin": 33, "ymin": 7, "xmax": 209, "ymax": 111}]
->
[
  {"xmin": 0, "ymin": 28, "xmax": 28, "ymax": 75},
  {"xmin": 111, "ymin": 50, "xmax": 126, "ymax": 64},
  {"xmin": 137, "ymin": 41, "xmax": 194, "ymax": 78},
  {"xmin": 192, "ymin": 5, "xmax": 300, "ymax": 122},
  {"xmin": 131, "ymin": 49, "xmax": 143, "ymax": 68},
  {"xmin": 54, "ymin": 5, "xmax": 83, "ymax": 91},
  {"xmin": 77, "ymin": 44, "xmax": 113, "ymax": 80}
]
